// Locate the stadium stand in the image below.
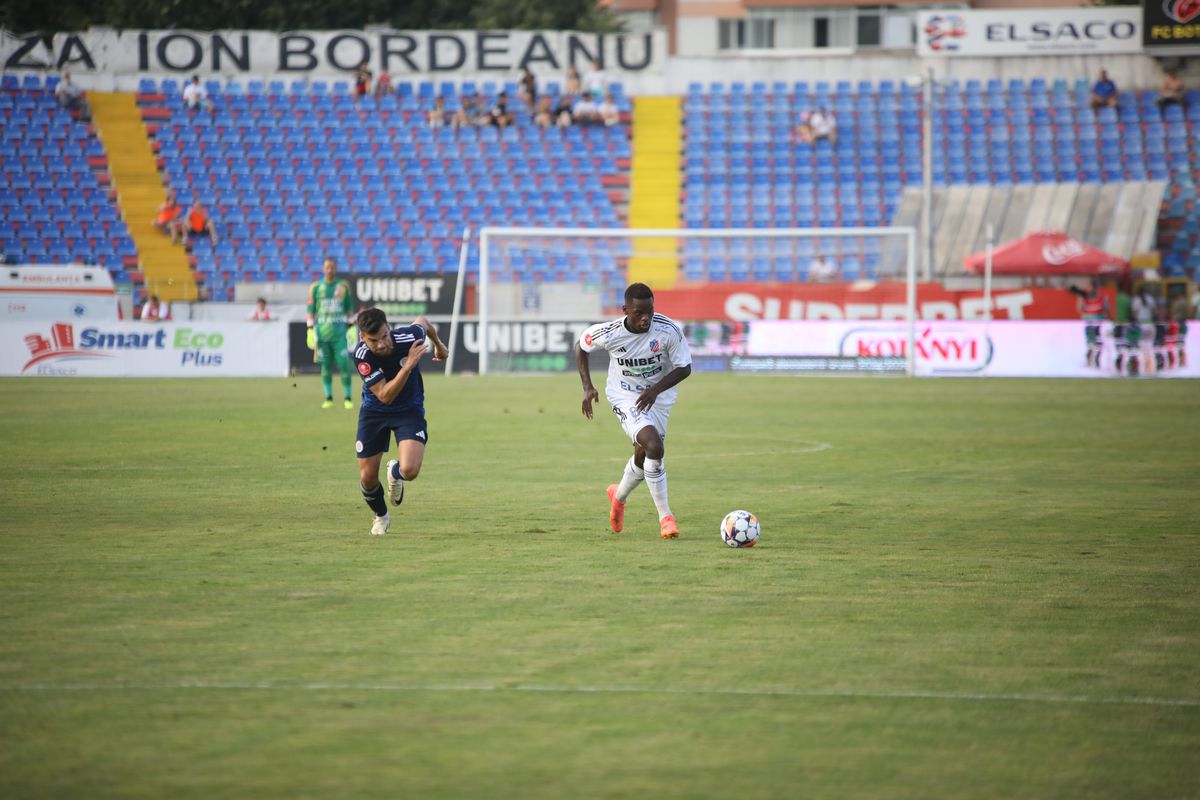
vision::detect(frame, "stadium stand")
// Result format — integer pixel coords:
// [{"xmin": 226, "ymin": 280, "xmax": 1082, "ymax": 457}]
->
[
  {"xmin": 4, "ymin": 72, "xmax": 1197, "ymax": 295},
  {"xmin": 681, "ymin": 77, "xmax": 1200, "ymax": 280},
  {"xmin": 0, "ymin": 74, "xmax": 137, "ymax": 277},
  {"xmin": 139, "ymin": 79, "xmax": 633, "ymax": 300}
]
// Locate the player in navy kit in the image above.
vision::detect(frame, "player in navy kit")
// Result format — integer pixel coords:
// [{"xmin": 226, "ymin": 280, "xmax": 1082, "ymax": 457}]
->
[{"xmin": 351, "ymin": 307, "xmax": 448, "ymax": 536}]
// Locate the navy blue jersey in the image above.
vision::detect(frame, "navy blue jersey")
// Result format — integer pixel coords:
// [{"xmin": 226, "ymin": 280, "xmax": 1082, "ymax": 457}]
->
[{"xmin": 352, "ymin": 324, "xmax": 427, "ymax": 415}]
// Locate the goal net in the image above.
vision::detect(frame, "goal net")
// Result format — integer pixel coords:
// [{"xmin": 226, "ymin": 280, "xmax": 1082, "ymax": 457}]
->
[{"xmin": 460, "ymin": 226, "xmax": 917, "ymax": 375}]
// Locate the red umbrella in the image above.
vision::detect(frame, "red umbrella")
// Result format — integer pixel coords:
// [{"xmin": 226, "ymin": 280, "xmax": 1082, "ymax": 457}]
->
[{"xmin": 963, "ymin": 230, "xmax": 1129, "ymax": 276}]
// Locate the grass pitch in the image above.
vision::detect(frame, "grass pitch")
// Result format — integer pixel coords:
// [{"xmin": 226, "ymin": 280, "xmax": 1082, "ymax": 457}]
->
[{"xmin": 0, "ymin": 373, "xmax": 1198, "ymax": 799}]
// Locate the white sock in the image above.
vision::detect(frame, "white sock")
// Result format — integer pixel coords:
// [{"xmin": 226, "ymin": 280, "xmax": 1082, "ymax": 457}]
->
[
  {"xmin": 615, "ymin": 456, "xmax": 644, "ymax": 503},
  {"xmin": 643, "ymin": 458, "xmax": 672, "ymax": 519}
]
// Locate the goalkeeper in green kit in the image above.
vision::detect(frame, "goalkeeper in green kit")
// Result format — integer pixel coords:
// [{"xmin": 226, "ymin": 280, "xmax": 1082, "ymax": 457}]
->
[{"xmin": 306, "ymin": 256, "xmax": 356, "ymax": 409}]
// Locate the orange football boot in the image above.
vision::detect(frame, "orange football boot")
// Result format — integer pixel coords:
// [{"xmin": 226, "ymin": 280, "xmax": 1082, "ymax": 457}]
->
[
  {"xmin": 606, "ymin": 484, "xmax": 625, "ymax": 533},
  {"xmin": 659, "ymin": 515, "xmax": 679, "ymax": 539}
]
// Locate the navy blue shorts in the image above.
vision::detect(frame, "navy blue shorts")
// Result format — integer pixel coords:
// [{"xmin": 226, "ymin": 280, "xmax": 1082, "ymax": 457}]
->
[{"xmin": 355, "ymin": 408, "xmax": 428, "ymax": 459}]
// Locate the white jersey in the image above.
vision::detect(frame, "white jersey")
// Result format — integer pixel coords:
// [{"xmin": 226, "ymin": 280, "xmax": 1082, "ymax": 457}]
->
[{"xmin": 579, "ymin": 313, "xmax": 692, "ymax": 405}]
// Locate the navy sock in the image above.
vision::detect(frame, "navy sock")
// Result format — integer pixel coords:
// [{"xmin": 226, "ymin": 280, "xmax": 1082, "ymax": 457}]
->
[{"xmin": 361, "ymin": 482, "xmax": 387, "ymax": 516}]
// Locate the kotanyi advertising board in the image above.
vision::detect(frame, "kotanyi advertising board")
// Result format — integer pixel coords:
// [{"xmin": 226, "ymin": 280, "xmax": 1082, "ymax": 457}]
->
[
  {"xmin": 0, "ymin": 321, "xmax": 289, "ymax": 376},
  {"xmin": 745, "ymin": 320, "xmax": 1198, "ymax": 378}
]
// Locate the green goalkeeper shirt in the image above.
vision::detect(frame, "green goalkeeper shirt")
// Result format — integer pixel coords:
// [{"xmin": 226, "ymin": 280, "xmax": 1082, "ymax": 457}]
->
[{"xmin": 307, "ymin": 279, "xmax": 353, "ymax": 343}]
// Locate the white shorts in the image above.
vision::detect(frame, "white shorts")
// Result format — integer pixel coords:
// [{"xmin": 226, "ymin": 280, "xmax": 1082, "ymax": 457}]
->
[{"xmin": 608, "ymin": 392, "xmax": 676, "ymax": 445}]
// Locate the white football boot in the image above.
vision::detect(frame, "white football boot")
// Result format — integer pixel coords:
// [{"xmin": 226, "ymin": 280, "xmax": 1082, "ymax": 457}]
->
[
  {"xmin": 370, "ymin": 512, "xmax": 390, "ymax": 536},
  {"xmin": 385, "ymin": 459, "xmax": 405, "ymax": 506}
]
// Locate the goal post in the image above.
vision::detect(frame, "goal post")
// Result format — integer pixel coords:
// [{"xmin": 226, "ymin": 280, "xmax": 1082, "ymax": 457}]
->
[{"xmin": 475, "ymin": 225, "xmax": 918, "ymax": 376}]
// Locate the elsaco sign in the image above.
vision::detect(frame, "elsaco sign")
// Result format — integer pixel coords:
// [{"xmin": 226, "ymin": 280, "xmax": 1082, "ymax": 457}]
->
[{"xmin": 918, "ymin": 8, "xmax": 1141, "ymax": 56}]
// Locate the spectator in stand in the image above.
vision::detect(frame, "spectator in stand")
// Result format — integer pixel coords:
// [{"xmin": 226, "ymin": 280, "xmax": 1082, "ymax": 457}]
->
[
  {"xmin": 808, "ymin": 255, "xmax": 839, "ymax": 282},
  {"xmin": 152, "ymin": 190, "xmax": 182, "ymax": 240},
  {"xmin": 489, "ymin": 91, "xmax": 515, "ymax": 129},
  {"xmin": 247, "ymin": 296, "xmax": 273, "ymax": 321},
  {"xmin": 797, "ymin": 108, "xmax": 837, "ymax": 144},
  {"xmin": 583, "ymin": 60, "xmax": 608, "ymax": 101},
  {"xmin": 533, "ymin": 95, "xmax": 555, "ymax": 129},
  {"xmin": 1190, "ymin": 283, "xmax": 1200, "ymax": 320},
  {"xmin": 598, "ymin": 92, "xmax": 620, "ymax": 127},
  {"xmin": 374, "ymin": 72, "xmax": 392, "ymax": 99},
  {"xmin": 54, "ymin": 70, "xmax": 85, "ymax": 114},
  {"xmin": 427, "ymin": 96, "xmax": 447, "ymax": 128},
  {"xmin": 554, "ymin": 93, "xmax": 577, "ymax": 127},
  {"xmin": 1156, "ymin": 68, "xmax": 1186, "ymax": 113},
  {"xmin": 565, "ymin": 65, "xmax": 582, "ymax": 96},
  {"xmin": 141, "ymin": 294, "xmax": 170, "ymax": 322},
  {"xmin": 176, "ymin": 200, "xmax": 218, "ymax": 247},
  {"xmin": 451, "ymin": 94, "xmax": 474, "ymax": 128},
  {"xmin": 518, "ymin": 67, "xmax": 537, "ymax": 112},
  {"xmin": 353, "ymin": 61, "xmax": 373, "ymax": 100},
  {"xmin": 182, "ymin": 75, "xmax": 214, "ymax": 115},
  {"xmin": 1089, "ymin": 70, "xmax": 1118, "ymax": 111},
  {"xmin": 573, "ymin": 93, "xmax": 600, "ymax": 125}
]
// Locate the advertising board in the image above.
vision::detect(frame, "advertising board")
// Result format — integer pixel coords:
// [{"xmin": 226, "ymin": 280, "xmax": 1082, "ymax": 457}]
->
[
  {"xmin": 917, "ymin": 7, "xmax": 1142, "ymax": 57},
  {"xmin": 0, "ymin": 320, "xmax": 289, "ymax": 377}
]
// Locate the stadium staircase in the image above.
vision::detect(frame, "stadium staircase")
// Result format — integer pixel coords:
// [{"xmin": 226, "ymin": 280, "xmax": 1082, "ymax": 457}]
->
[
  {"xmin": 88, "ymin": 92, "xmax": 197, "ymax": 302},
  {"xmin": 627, "ymin": 96, "xmax": 682, "ymax": 288}
]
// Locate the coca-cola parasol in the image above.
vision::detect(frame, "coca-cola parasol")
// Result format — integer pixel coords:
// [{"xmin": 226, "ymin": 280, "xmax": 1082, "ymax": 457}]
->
[{"xmin": 963, "ymin": 230, "xmax": 1129, "ymax": 276}]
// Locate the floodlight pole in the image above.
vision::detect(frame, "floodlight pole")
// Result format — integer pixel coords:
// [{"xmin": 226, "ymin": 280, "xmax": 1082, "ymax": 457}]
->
[{"xmin": 922, "ymin": 66, "xmax": 935, "ymax": 282}]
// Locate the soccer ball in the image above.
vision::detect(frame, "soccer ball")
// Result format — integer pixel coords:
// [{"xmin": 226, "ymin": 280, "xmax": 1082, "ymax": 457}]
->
[{"xmin": 720, "ymin": 510, "xmax": 760, "ymax": 548}]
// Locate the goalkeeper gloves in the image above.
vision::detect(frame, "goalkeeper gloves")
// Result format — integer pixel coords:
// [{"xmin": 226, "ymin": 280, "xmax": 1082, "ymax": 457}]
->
[{"xmin": 306, "ymin": 327, "xmax": 316, "ymax": 350}]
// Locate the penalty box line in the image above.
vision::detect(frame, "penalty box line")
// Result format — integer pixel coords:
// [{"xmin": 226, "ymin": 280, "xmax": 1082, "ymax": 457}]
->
[{"xmin": 3, "ymin": 682, "xmax": 1197, "ymax": 708}]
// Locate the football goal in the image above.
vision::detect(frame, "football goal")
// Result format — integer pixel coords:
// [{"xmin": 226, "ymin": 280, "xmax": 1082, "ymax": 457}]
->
[{"xmin": 452, "ymin": 225, "xmax": 918, "ymax": 375}]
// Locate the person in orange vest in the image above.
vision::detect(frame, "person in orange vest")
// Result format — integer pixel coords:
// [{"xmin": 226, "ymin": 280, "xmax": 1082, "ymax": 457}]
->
[
  {"xmin": 174, "ymin": 200, "xmax": 218, "ymax": 247},
  {"xmin": 1075, "ymin": 280, "xmax": 1111, "ymax": 369},
  {"xmin": 153, "ymin": 190, "xmax": 182, "ymax": 240}
]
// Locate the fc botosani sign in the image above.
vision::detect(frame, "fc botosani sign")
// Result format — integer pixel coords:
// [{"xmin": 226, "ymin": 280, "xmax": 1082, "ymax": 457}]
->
[
  {"xmin": 918, "ymin": 7, "xmax": 1142, "ymax": 57},
  {"xmin": 0, "ymin": 321, "xmax": 289, "ymax": 377},
  {"xmin": 2, "ymin": 28, "xmax": 664, "ymax": 78}
]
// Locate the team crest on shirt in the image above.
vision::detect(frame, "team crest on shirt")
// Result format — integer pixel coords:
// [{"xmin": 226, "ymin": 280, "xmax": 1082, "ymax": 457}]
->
[
  {"xmin": 584, "ymin": 333, "xmax": 594, "ymax": 347},
  {"xmin": 358, "ymin": 362, "xmax": 371, "ymax": 376},
  {"xmin": 649, "ymin": 339, "xmax": 660, "ymax": 353}
]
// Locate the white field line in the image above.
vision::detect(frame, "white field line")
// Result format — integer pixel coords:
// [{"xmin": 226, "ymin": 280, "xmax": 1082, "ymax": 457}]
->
[{"xmin": 2, "ymin": 682, "xmax": 1196, "ymax": 708}]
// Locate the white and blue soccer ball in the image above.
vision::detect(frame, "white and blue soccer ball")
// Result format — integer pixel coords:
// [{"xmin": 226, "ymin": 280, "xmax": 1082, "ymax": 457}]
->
[{"xmin": 720, "ymin": 510, "xmax": 760, "ymax": 548}]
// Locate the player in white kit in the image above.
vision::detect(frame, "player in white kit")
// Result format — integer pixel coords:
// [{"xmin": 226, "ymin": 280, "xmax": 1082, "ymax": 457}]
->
[{"xmin": 575, "ymin": 283, "xmax": 693, "ymax": 538}]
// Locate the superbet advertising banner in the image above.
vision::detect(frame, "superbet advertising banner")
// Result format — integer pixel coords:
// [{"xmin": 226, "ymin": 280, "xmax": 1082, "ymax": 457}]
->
[
  {"xmin": 744, "ymin": 320, "xmax": 1199, "ymax": 378},
  {"xmin": 0, "ymin": 321, "xmax": 289, "ymax": 377},
  {"xmin": 654, "ymin": 282, "xmax": 1082, "ymax": 322}
]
